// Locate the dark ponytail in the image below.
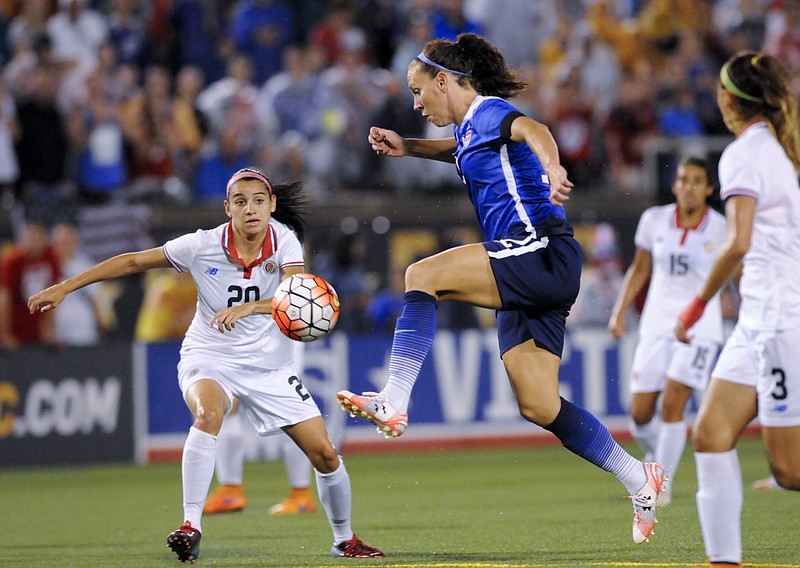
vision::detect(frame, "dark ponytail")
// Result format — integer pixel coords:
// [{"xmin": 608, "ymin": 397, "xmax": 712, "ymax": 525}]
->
[
  {"xmin": 416, "ymin": 33, "xmax": 526, "ymax": 99},
  {"xmin": 271, "ymin": 181, "xmax": 310, "ymax": 244}
]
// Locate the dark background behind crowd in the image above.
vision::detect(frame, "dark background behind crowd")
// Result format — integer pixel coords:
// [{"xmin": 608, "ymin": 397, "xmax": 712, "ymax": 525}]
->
[{"xmin": 0, "ymin": 0, "xmax": 791, "ymax": 348}]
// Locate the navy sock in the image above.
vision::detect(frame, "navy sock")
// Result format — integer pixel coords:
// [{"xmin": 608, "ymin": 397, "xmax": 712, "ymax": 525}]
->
[{"xmin": 545, "ymin": 397, "xmax": 641, "ymax": 485}]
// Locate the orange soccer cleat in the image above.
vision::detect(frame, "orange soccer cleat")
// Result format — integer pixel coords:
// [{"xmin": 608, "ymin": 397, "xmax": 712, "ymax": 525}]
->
[
  {"xmin": 268, "ymin": 487, "xmax": 317, "ymax": 515},
  {"xmin": 337, "ymin": 390, "xmax": 408, "ymax": 438},
  {"xmin": 630, "ymin": 462, "xmax": 667, "ymax": 544},
  {"xmin": 203, "ymin": 484, "xmax": 246, "ymax": 514}
]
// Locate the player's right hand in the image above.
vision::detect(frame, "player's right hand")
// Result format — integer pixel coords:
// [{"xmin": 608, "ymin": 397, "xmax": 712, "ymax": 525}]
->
[
  {"xmin": 28, "ymin": 284, "xmax": 67, "ymax": 314},
  {"xmin": 368, "ymin": 126, "xmax": 406, "ymax": 157},
  {"xmin": 607, "ymin": 315, "xmax": 626, "ymax": 339}
]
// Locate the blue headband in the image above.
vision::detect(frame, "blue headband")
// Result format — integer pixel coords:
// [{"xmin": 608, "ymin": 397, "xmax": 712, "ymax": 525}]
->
[{"xmin": 416, "ymin": 52, "xmax": 469, "ymax": 77}]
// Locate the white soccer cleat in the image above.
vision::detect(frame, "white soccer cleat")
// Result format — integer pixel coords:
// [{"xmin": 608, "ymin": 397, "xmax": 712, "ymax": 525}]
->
[
  {"xmin": 630, "ymin": 462, "xmax": 667, "ymax": 544},
  {"xmin": 337, "ymin": 390, "xmax": 408, "ymax": 438}
]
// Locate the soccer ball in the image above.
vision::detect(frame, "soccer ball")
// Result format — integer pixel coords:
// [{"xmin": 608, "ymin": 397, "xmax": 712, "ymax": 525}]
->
[{"xmin": 271, "ymin": 273, "xmax": 340, "ymax": 342}]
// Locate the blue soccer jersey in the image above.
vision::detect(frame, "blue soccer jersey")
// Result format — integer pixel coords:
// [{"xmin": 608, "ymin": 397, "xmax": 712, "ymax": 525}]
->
[{"xmin": 453, "ymin": 96, "xmax": 567, "ymax": 241}]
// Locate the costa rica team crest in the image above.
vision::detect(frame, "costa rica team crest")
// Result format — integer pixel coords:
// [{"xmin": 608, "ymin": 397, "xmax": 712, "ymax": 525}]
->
[{"xmin": 264, "ymin": 260, "xmax": 278, "ymax": 273}]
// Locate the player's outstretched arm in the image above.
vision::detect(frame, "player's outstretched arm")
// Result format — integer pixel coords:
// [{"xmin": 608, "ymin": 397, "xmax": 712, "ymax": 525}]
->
[
  {"xmin": 28, "ymin": 247, "xmax": 171, "ymax": 314},
  {"xmin": 369, "ymin": 126, "xmax": 456, "ymax": 163}
]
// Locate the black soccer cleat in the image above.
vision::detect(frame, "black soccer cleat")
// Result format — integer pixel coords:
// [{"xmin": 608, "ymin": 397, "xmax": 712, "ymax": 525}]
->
[{"xmin": 167, "ymin": 520, "xmax": 201, "ymax": 563}]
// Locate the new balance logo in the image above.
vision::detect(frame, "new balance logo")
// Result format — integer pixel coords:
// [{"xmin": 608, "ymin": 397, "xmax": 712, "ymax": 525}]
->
[{"xmin": 205, "ymin": 267, "xmax": 219, "ymax": 275}]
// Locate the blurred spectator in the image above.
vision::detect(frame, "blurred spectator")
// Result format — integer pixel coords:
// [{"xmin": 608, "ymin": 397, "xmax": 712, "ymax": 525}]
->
[
  {"xmin": 135, "ymin": 267, "xmax": 196, "ymax": 342},
  {"xmin": 106, "ymin": 0, "xmax": 148, "ymax": 68},
  {"xmin": 309, "ymin": 0, "xmax": 368, "ymax": 68},
  {"xmin": 0, "ymin": 219, "xmax": 60, "ymax": 349},
  {"xmin": 167, "ymin": 0, "xmax": 230, "ymax": 84},
  {"xmin": 543, "ymin": 64, "xmax": 596, "ymax": 188},
  {"xmin": 197, "ymin": 53, "xmax": 259, "ymax": 160},
  {"xmin": 357, "ymin": 0, "xmax": 400, "ymax": 69},
  {"xmin": 367, "ymin": 264, "xmax": 404, "ymax": 334},
  {"xmin": 313, "ymin": 233, "xmax": 375, "ymax": 333},
  {"xmin": 51, "ymin": 222, "xmax": 111, "ymax": 346},
  {"xmin": 67, "ymin": 68, "xmax": 127, "ymax": 202},
  {"xmin": 120, "ymin": 64, "xmax": 180, "ymax": 200},
  {"xmin": 257, "ymin": 45, "xmax": 341, "ymax": 193},
  {"xmin": 319, "ymin": 37, "xmax": 390, "ymax": 187},
  {"xmin": 466, "ymin": 0, "xmax": 556, "ymax": 70},
  {"xmin": 430, "ymin": 0, "xmax": 483, "ymax": 41},
  {"xmin": 193, "ymin": 129, "xmax": 249, "ymax": 201},
  {"xmin": 658, "ymin": 87, "xmax": 705, "ymax": 138},
  {"xmin": 568, "ymin": 222, "xmax": 624, "ymax": 328},
  {"xmin": 602, "ymin": 74, "xmax": 658, "ymax": 193},
  {"xmin": 14, "ymin": 63, "xmax": 75, "ymax": 225},
  {"xmin": 714, "ymin": 0, "xmax": 767, "ymax": 51},
  {"xmin": 47, "ymin": 0, "xmax": 109, "ymax": 107},
  {"xmin": 229, "ymin": 0, "xmax": 294, "ymax": 85},
  {"xmin": 389, "ymin": 9, "xmax": 431, "ymax": 86},
  {"xmin": 265, "ymin": 131, "xmax": 327, "ymax": 202},
  {"xmin": 0, "ymin": 75, "xmax": 19, "ymax": 206},
  {"xmin": 764, "ymin": 0, "xmax": 800, "ymax": 94},
  {"xmin": 171, "ymin": 65, "xmax": 207, "ymax": 188},
  {"xmin": 6, "ymin": 0, "xmax": 53, "ymax": 61},
  {"xmin": 573, "ymin": 26, "xmax": 621, "ymax": 124}
]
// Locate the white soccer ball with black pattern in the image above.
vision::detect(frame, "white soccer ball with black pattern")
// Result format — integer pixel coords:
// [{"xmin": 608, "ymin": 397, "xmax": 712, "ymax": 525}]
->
[{"xmin": 271, "ymin": 273, "xmax": 340, "ymax": 342}]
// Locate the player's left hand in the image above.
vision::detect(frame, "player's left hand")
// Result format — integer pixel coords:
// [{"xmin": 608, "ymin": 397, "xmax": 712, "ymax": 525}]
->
[
  {"xmin": 210, "ymin": 304, "xmax": 256, "ymax": 333},
  {"xmin": 546, "ymin": 164, "xmax": 573, "ymax": 206}
]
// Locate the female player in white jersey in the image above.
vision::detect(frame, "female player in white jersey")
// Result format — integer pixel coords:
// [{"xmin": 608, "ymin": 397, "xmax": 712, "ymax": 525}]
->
[
  {"xmin": 338, "ymin": 33, "xmax": 666, "ymax": 545},
  {"xmin": 675, "ymin": 51, "xmax": 800, "ymax": 567},
  {"xmin": 27, "ymin": 168, "xmax": 383, "ymax": 562},
  {"xmin": 609, "ymin": 157, "xmax": 727, "ymax": 505}
]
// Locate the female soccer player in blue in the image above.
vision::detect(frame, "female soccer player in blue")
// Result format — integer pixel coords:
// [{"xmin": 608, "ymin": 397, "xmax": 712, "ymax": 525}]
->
[{"xmin": 337, "ymin": 33, "xmax": 666, "ymax": 544}]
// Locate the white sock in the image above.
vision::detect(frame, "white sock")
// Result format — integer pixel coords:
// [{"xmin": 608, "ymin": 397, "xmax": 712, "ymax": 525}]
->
[
  {"xmin": 315, "ymin": 458, "xmax": 353, "ymax": 544},
  {"xmin": 214, "ymin": 412, "xmax": 245, "ymax": 485},
  {"xmin": 656, "ymin": 420, "xmax": 687, "ymax": 490},
  {"xmin": 629, "ymin": 417, "xmax": 660, "ymax": 461},
  {"xmin": 695, "ymin": 450, "xmax": 742, "ymax": 564},
  {"xmin": 182, "ymin": 427, "xmax": 217, "ymax": 532},
  {"xmin": 283, "ymin": 437, "xmax": 312, "ymax": 488}
]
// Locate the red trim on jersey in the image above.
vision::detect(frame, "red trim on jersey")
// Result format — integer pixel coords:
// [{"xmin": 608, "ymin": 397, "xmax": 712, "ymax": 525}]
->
[
  {"xmin": 222, "ymin": 222, "xmax": 276, "ymax": 279},
  {"xmin": 674, "ymin": 205, "xmax": 710, "ymax": 246}
]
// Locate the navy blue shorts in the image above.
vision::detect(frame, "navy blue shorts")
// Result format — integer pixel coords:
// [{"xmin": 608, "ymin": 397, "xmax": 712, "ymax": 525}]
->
[{"xmin": 483, "ymin": 232, "xmax": 582, "ymax": 357}]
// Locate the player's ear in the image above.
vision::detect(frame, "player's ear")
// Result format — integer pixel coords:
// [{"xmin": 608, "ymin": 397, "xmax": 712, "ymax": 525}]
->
[
  {"xmin": 270, "ymin": 193, "xmax": 277, "ymax": 213},
  {"xmin": 224, "ymin": 199, "xmax": 232, "ymax": 218}
]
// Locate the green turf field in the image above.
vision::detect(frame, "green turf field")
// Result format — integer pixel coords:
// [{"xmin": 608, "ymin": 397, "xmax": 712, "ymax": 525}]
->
[{"xmin": 0, "ymin": 437, "xmax": 796, "ymax": 567}]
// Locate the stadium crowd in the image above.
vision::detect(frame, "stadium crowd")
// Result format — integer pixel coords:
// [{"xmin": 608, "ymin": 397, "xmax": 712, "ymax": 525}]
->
[{"xmin": 0, "ymin": 0, "xmax": 794, "ymax": 345}]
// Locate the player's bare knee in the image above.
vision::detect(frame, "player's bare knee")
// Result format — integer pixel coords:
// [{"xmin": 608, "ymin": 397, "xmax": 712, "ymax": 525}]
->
[
  {"xmin": 405, "ymin": 261, "xmax": 435, "ymax": 292},
  {"xmin": 193, "ymin": 409, "xmax": 224, "ymax": 435},
  {"xmin": 517, "ymin": 401, "xmax": 556, "ymax": 427},
  {"xmin": 311, "ymin": 451, "xmax": 340, "ymax": 474},
  {"xmin": 692, "ymin": 421, "xmax": 729, "ymax": 452},
  {"xmin": 772, "ymin": 467, "xmax": 800, "ymax": 490},
  {"xmin": 630, "ymin": 409, "xmax": 654, "ymax": 426}
]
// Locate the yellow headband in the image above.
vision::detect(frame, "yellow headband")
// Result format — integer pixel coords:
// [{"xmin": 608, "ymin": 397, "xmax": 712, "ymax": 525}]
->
[{"xmin": 720, "ymin": 62, "xmax": 763, "ymax": 104}]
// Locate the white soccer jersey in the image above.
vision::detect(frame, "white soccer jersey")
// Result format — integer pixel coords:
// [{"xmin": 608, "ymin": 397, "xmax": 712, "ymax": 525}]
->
[
  {"xmin": 163, "ymin": 220, "xmax": 304, "ymax": 369},
  {"xmin": 635, "ymin": 203, "xmax": 727, "ymax": 341},
  {"xmin": 719, "ymin": 122, "xmax": 800, "ymax": 332}
]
